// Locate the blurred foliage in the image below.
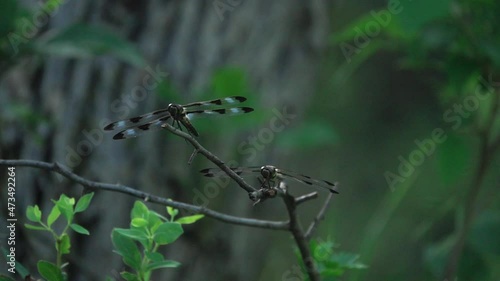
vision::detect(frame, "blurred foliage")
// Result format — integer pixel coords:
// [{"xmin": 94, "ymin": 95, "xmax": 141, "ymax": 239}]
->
[
  {"xmin": 332, "ymin": 0, "xmax": 500, "ymax": 280},
  {"xmin": 304, "ymin": 238, "xmax": 366, "ymax": 281},
  {"xmin": 0, "ymin": 0, "xmax": 144, "ymax": 74}
]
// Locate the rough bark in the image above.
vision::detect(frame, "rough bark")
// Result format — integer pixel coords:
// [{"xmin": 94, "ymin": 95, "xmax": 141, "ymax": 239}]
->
[{"xmin": 0, "ymin": 0, "xmax": 333, "ymax": 280}]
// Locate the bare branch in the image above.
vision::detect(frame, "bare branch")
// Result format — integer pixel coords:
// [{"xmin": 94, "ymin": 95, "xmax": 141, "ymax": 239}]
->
[
  {"xmin": 161, "ymin": 123, "xmax": 257, "ymax": 195},
  {"xmin": 295, "ymin": 192, "xmax": 318, "ymax": 205},
  {"xmin": 305, "ymin": 192, "xmax": 335, "ymax": 240},
  {"xmin": 0, "ymin": 159, "xmax": 288, "ymax": 231},
  {"xmin": 279, "ymin": 182, "xmax": 320, "ymax": 281}
]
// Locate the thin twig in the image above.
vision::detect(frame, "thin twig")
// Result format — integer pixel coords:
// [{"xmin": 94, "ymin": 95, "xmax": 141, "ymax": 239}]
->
[
  {"xmin": 279, "ymin": 182, "xmax": 320, "ymax": 281},
  {"xmin": 162, "ymin": 123, "xmax": 257, "ymax": 194},
  {"xmin": 295, "ymin": 192, "xmax": 318, "ymax": 205},
  {"xmin": 0, "ymin": 159, "xmax": 288, "ymax": 231},
  {"xmin": 305, "ymin": 192, "xmax": 335, "ymax": 240},
  {"xmin": 187, "ymin": 148, "xmax": 199, "ymax": 165}
]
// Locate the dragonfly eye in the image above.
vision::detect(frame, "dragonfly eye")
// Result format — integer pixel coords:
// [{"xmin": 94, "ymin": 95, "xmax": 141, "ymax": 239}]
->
[
  {"xmin": 260, "ymin": 166, "xmax": 273, "ymax": 179},
  {"xmin": 167, "ymin": 104, "xmax": 182, "ymax": 117}
]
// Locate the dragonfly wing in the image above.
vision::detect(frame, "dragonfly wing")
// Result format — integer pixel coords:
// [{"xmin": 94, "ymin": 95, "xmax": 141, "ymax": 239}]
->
[
  {"xmin": 113, "ymin": 116, "xmax": 172, "ymax": 140},
  {"xmin": 200, "ymin": 166, "xmax": 261, "ymax": 177},
  {"xmin": 182, "ymin": 96, "xmax": 247, "ymax": 108},
  {"xmin": 104, "ymin": 109, "xmax": 170, "ymax": 131},
  {"xmin": 278, "ymin": 170, "xmax": 338, "ymax": 194},
  {"xmin": 186, "ymin": 107, "xmax": 254, "ymax": 120}
]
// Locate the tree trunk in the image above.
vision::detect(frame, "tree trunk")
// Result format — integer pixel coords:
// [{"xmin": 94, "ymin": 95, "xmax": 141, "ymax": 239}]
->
[{"xmin": 1, "ymin": 0, "xmax": 333, "ymax": 280}]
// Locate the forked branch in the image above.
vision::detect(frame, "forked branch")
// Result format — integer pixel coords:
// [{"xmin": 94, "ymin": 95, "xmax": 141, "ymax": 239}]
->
[{"xmin": 0, "ymin": 159, "xmax": 287, "ymax": 230}]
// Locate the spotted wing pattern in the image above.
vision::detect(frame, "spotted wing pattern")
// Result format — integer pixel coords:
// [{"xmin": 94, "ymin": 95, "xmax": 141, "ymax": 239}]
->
[
  {"xmin": 275, "ymin": 169, "xmax": 338, "ymax": 194},
  {"xmin": 104, "ymin": 96, "xmax": 253, "ymax": 140},
  {"xmin": 200, "ymin": 166, "xmax": 339, "ymax": 194},
  {"xmin": 200, "ymin": 167, "xmax": 261, "ymax": 177}
]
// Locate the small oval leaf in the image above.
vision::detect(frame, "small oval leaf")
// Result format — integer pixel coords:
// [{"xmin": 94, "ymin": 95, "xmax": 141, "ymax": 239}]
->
[{"xmin": 70, "ymin": 223, "xmax": 89, "ymax": 235}]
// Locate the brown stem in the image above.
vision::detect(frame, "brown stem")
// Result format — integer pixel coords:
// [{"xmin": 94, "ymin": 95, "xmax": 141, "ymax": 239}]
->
[
  {"xmin": 0, "ymin": 159, "xmax": 288, "ymax": 230},
  {"xmin": 280, "ymin": 183, "xmax": 320, "ymax": 281}
]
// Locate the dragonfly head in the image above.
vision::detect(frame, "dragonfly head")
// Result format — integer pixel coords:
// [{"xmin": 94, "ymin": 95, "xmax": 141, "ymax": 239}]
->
[
  {"xmin": 167, "ymin": 103, "xmax": 184, "ymax": 118},
  {"xmin": 260, "ymin": 165, "xmax": 277, "ymax": 181}
]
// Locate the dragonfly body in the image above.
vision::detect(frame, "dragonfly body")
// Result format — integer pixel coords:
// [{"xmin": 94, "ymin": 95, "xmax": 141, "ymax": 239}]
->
[
  {"xmin": 104, "ymin": 96, "xmax": 253, "ymax": 139},
  {"xmin": 200, "ymin": 165, "xmax": 339, "ymax": 194}
]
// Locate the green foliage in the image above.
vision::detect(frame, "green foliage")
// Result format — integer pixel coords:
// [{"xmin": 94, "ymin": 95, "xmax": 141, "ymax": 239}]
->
[
  {"xmin": 296, "ymin": 238, "xmax": 366, "ymax": 281},
  {"xmin": 24, "ymin": 193, "xmax": 94, "ymax": 281},
  {"xmin": 332, "ymin": 1, "xmax": 500, "ymax": 280},
  {"xmin": 37, "ymin": 261, "xmax": 64, "ymax": 281},
  {"xmin": 111, "ymin": 201, "xmax": 203, "ymax": 281},
  {"xmin": 35, "ymin": 24, "xmax": 145, "ymax": 67},
  {"xmin": 0, "ymin": 0, "xmax": 145, "ymax": 71},
  {"xmin": 424, "ymin": 235, "xmax": 490, "ymax": 280}
]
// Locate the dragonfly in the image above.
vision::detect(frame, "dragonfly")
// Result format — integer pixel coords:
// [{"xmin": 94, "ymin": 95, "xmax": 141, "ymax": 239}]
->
[
  {"xmin": 104, "ymin": 96, "xmax": 253, "ymax": 139},
  {"xmin": 200, "ymin": 165, "xmax": 339, "ymax": 194}
]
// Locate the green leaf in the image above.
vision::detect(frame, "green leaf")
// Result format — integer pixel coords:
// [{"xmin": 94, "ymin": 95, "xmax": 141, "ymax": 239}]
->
[
  {"xmin": 36, "ymin": 24, "xmax": 146, "ymax": 67},
  {"xmin": 120, "ymin": 271, "xmax": 140, "ymax": 281},
  {"xmin": 145, "ymin": 260, "xmax": 181, "ymax": 271},
  {"xmin": 131, "ymin": 201, "xmax": 149, "ymax": 220},
  {"xmin": 115, "ymin": 228, "xmax": 149, "ymax": 242},
  {"xmin": 437, "ymin": 134, "xmax": 470, "ymax": 184},
  {"xmin": 469, "ymin": 211, "xmax": 500, "ymax": 255},
  {"xmin": 131, "ymin": 218, "xmax": 148, "ymax": 228},
  {"xmin": 147, "ymin": 211, "xmax": 164, "ymax": 230},
  {"xmin": 153, "ymin": 222, "xmax": 183, "ymax": 245},
  {"xmin": 47, "ymin": 206, "xmax": 61, "ymax": 227},
  {"xmin": 26, "ymin": 205, "xmax": 42, "ymax": 222},
  {"xmin": 56, "ymin": 234, "xmax": 71, "ymax": 255},
  {"xmin": 70, "ymin": 223, "xmax": 89, "ymax": 235},
  {"xmin": 112, "ymin": 230, "xmax": 142, "ymax": 271},
  {"xmin": 37, "ymin": 261, "xmax": 64, "ymax": 281},
  {"xmin": 54, "ymin": 195, "xmax": 75, "ymax": 222},
  {"xmin": 166, "ymin": 206, "xmax": 178, "ymax": 220},
  {"xmin": 24, "ymin": 224, "xmax": 46, "ymax": 231},
  {"xmin": 146, "ymin": 252, "xmax": 164, "ymax": 262},
  {"xmin": 175, "ymin": 214, "xmax": 204, "ymax": 225},
  {"xmin": 75, "ymin": 192, "xmax": 94, "ymax": 213}
]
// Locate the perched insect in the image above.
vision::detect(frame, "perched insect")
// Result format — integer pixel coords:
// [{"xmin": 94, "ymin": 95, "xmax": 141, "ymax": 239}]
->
[
  {"xmin": 200, "ymin": 165, "xmax": 338, "ymax": 194},
  {"xmin": 104, "ymin": 96, "xmax": 253, "ymax": 139}
]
